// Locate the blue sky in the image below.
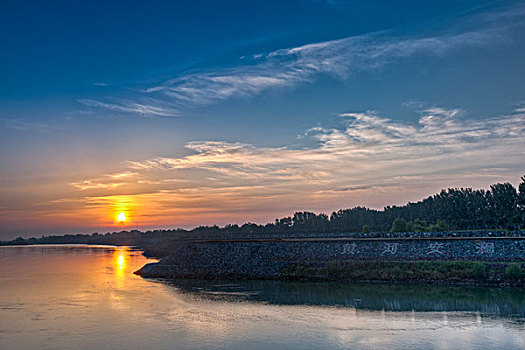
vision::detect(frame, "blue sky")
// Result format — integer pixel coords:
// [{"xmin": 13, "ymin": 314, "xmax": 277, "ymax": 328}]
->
[{"xmin": 1, "ymin": 0, "xmax": 524, "ymax": 238}]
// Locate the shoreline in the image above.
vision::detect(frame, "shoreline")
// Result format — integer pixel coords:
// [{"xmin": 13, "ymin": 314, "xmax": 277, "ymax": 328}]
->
[
  {"xmin": 134, "ymin": 237, "xmax": 525, "ymax": 286},
  {"xmin": 135, "ymin": 259, "xmax": 525, "ymax": 287}
]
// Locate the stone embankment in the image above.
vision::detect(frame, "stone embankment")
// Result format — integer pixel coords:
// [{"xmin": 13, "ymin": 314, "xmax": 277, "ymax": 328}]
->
[{"xmin": 135, "ymin": 237, "xmax": 525, "ymax": 281}]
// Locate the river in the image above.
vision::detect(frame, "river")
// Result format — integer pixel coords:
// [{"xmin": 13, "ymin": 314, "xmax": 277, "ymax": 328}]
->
[{"xmin": 0, "ymin": 245, "xmax": 523, "ymax": 349}]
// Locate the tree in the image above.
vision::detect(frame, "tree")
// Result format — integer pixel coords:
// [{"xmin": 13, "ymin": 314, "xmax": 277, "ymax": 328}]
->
[
  {"xmin": 412, "ymin": 219, "xmax": 427, "ymax": 232},
  {"xmin": 390, "ymin": 217, "xmax": 407, "ymax": 233},
  {"xmin": 518, "ymin": 175, "xmax": 525, "ymax": 229},
  {"xmin": 435, "ymin": 219, "xmax": 449, "ymax": 232},
  {"xmin": 487, "ymin": 182, "xmax": 519, "ymax": 229},
  {"xmin": 362, "ymin": 224, "xmax": 370, "ymax": 234}
]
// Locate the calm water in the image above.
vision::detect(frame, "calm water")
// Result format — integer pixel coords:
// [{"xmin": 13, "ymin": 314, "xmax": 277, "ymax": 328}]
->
[{"xmin": 0, "ymin": 245, "xmax": 524, "ymax": 350}]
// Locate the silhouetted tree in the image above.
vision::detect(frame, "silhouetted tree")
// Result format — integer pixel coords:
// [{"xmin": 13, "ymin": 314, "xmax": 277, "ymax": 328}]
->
[{"xmin": 391, "ymin": 217, "xmax": 407, "ymax": 233}]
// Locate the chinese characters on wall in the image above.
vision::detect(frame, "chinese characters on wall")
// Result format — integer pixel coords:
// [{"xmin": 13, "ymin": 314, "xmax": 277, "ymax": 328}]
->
[{"xmin": 338, "ymin": 241, "xmax": 497, "ymax": 257}]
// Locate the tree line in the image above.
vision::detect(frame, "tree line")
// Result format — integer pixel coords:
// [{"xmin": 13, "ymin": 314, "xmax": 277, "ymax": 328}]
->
[
  {"xmin": 212, "ymin": 176, "xmax": 525, "ymax": 234},
  {"xmin": 3, "ymin": 176, "xmax": 524, "ymax": 245}
]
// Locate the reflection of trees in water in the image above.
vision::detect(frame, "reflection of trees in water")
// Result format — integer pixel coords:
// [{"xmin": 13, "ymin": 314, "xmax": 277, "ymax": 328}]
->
[{"xmin": 167, "ymin": 279, "xmax": 525, "ymax": 317}]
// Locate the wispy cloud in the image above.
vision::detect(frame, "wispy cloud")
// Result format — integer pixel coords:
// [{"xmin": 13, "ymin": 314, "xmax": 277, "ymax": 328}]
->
[
  {"xmin": 70, "ymin": 180, "xmax": 125, "ymax": 191},
  {"xmin": 80, "ymin": 5, "xmax": 525, "ymax": 116},
  {"xmin": 106, "ymin": 171, "xmax": 138, "ymax": 179},
  {"xmin": 514, "ymin": 101, "xmax": 525, "ymax": 113},
  {"xmin": 5, "ymin": 104, "xmax": 523, "ymax": 231},
  {"xmin": 70, "ymin": 106, "xmax": 525, "ymax": 216},
  {"xmin": 78, "ymin": 99, "xmax": 178, "ymax": 117},
  {"xmin": 69, "ymin": 172, "xmax": 138, "ymax": 191},
  {"xmin": 2, "ymin": 118, "xmax": 64, "ymax": 133},
  {"xmin": 140, "ymin": 32, "xmax": 487, "ymax": 108}
]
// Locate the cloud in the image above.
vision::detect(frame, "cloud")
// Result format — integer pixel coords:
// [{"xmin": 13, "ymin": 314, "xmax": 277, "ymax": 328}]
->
[
  {"xmin": 5, "ymin": 104, "xmax": 522, "ymax": 231},
  {"xmin": 70, "ymin": 106, "xmax": 525, "ymax": 218},
  {"xmin": 78, "ymin": 99, "xmax": 178, "ymax": 117},
  {"xmin": 69, "ymin": 172, "xmax": 137, "ymax": 191},
  {"xmin": 106, "ymin": 171, "xmax": 138, "ymax": 179},
  {"xmin": 70, "ymin": 180, "xmax": 126, "ymax": 191},
  {"xmin": 79, "ymin": 5, "xmax": 525, "ymax": 116},
  {"xmin": 2, "ymin": 118, "xmax": 64, "ymax": 133},
  {"xmin": 514, "ymin": 101, "xmax": 525, "ymax": 113},
  {"xmin": 143, "ymin": 33, "xmax": 481, "ymax": 108}
]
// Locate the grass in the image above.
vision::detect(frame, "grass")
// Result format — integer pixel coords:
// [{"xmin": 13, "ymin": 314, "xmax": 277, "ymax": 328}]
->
[{"xmin": 282, "ymin": 260, "xmax": 524, "ymax": 285}]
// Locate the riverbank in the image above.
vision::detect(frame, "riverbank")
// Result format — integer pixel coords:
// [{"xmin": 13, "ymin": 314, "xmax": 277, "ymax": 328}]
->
[
  {"xmin": 134, "ymin": 237, "xmax": 525, "ymax": 286},
  {"xmin": 281, "ymin": 260, "xmax": 524, "ymax": 286},
  {"xmin": 136, "ymin": 259, "xmax": 524, "ymax": 286}
]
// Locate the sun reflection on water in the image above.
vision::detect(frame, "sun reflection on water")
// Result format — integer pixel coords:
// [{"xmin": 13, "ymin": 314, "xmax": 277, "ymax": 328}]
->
[
  {"xmin": 113, "ymin": 247, "xmax": 129, "ymax": 289},
  {"xmin": 117, "ymin": 255, "xmax": 125, "ymax": 269}
]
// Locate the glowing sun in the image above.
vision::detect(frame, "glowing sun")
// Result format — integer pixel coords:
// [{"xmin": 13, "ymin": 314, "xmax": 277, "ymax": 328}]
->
[{"xmin": 117, "ymin": 212, "xmax": 126, "ymax": 223}]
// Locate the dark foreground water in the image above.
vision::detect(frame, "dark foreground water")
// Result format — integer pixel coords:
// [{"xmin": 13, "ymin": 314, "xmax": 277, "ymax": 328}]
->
[{"xmin": 0, "ymin": 245, "xmax": 524, "ymax": 350}]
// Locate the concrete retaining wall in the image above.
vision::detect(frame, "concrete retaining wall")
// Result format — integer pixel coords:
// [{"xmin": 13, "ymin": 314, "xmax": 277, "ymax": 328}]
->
[{"xmin": 136, "ymin": 238, "xmax": 525, "ymax": 280}]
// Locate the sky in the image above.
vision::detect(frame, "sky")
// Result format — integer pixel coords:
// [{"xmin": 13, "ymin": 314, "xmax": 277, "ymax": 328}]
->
[{"xmin": 1, "ymin": 0, "xmax": 525, "ymax": 239}]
